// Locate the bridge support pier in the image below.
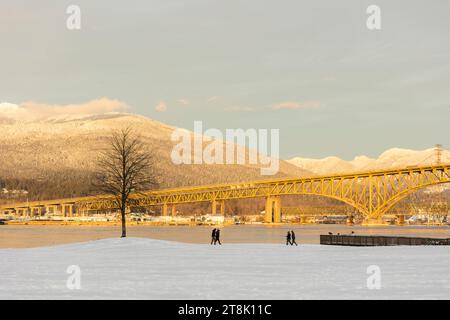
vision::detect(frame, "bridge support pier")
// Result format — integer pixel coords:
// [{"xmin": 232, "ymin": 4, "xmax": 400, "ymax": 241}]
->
[
  {"xmin": 162, "ymin": 204, "xmax": 177, "ymax": 217},
  {"xmin": 30, "ymin": 207, "xmax": 43, "ymax": 217},
  {"xmin": 45, "ymin": 206, "xmax": 53, "ymax": 216},
  {"xmin": 211, "ymin": 200, "xmax": 225, "ymax": 215},
  {"xmin": 265, "ymin": 196, "xmax": 281, "ymax": 223},
  {"xmin": 171, "ymin": 205, "xmax": 177, "ymax": 217},
  {"xmin": 16, "ymin": 208, "xmax": 29, "ymax": 218},
  {"xmin": 61, "ymin": 204, "xmax": 75, "ymax": 218},
  {"xmin": 346, "ymin": 215, "xmax": 354, "ymax": 225},
  {"xmin": 1, "ymin": 209, "xmax": 13, "ymax": 216},
  {"xmin": 396, "ymin": 214, "xmax": 405, "ymax": 226}
]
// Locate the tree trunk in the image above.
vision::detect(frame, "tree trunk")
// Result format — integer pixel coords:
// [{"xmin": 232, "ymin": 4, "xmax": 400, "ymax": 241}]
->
[{"xmin": 121, "ymin": 205, "xmax": 127, "ymax": 238}]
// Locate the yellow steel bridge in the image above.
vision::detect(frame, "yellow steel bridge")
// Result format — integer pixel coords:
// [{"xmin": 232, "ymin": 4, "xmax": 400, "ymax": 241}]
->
[{"xmin": 1, "ymin": 163, "xmax": 449, "ymax": 224}]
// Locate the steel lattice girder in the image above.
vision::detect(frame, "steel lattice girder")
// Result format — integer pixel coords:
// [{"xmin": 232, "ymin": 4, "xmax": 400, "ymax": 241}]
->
[{"xmin": 2, "ymin": 164, "xmax": 450, "ymax": 219}]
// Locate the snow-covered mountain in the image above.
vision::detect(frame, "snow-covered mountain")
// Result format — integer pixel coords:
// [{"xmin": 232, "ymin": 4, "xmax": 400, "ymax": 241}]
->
[
  {"xmin": 288, "ymin": 147, "xmax": 450, "ymax": 175},
  {"xmin": 0, "ymin": 112, "xmax": 310, "ymax": 201}
]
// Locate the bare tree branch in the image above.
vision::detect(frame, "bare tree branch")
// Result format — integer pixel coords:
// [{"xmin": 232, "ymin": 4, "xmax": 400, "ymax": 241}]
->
[{"xmin": 93, "ymin": 127, "xmax": 159, "ymax": 237}]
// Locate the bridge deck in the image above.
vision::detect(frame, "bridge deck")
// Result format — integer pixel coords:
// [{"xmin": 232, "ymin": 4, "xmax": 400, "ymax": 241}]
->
[{"xmin": 1, "ymin": 163, "xmax": 449, "ymax": 223}]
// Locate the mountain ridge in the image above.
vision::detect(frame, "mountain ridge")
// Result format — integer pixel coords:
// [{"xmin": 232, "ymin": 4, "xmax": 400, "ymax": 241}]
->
[
  {"xmin": 0, "ymin": 112, "xmax": 311, "ymax": 202},
  {"xmin": 288, "ymin": 147, "xmax": 450, "ymax": 175}
]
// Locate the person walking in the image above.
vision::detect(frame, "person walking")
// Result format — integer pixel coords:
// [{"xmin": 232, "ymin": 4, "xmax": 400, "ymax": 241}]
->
[
  {"xmin": 291, "ymin": 230, "xmax": 298, "ymax": 246},
  {"xmin": 286, "ymin": 231, "xmax": 292, "ymax": 245},
  {"xmin": 215, "ymin": 228, "xmax": 222, "ymax": 245},
  {"xmin": 210, "ymin": 228, "xmax": 217, "ymax": 245}
]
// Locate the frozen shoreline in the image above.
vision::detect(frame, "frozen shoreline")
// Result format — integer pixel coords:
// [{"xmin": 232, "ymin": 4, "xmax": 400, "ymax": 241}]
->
[{"xmin": 1, "ymin": 237, "xmax": 449, "ymax": 299}]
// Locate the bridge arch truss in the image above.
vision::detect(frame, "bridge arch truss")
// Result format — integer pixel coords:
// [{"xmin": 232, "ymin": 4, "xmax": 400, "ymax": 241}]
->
[{"xmin": 2, "ymin": 164, "xmax": 449, "ymax": 223}]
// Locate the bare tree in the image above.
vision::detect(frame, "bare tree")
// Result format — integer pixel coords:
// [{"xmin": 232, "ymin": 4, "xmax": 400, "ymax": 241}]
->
[{"xmin": 95, "ymin": 127, "xmax": 158, "ymax": 237}]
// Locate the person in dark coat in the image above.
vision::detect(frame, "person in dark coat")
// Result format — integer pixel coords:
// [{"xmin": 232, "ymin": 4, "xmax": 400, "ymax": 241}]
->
[
  {"xmin": 215, "ymin": 229, "xmax": 222, "ymax": 245},
  {"xmin": 286, "ymin": 231, "xmax": 292, "ymax": 245},
  {"xmin": 211, "ymin": 228, "xmax": 217, "ymax": 245},
  {"xmin": 291, "ymin": 230, "xmax": 298, "ymax": 246}
]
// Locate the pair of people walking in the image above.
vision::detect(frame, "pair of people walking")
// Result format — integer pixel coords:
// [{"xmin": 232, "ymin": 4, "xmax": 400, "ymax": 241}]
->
[
  {"xmin": 286, "ymin": 230, "xmax": 298, "ymax": 246},
  {"xmin": 211, "ymin": 228, "xmax": 222, "ymax": 245}
]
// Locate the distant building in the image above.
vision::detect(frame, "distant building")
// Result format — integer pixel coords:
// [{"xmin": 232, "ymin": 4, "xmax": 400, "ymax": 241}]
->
[
  {"xmin": 0, "ymin": 188, "xmax": 28, "ymax": 197},
  {"xmin": 199, "ymin": 215, "xmax": 225, "ymax": 224}
]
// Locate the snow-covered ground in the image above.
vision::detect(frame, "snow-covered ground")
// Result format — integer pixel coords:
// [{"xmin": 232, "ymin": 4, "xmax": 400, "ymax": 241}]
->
[{"xmin": 1, "ymin": 238, "xmax": 449, "ymax": 299}]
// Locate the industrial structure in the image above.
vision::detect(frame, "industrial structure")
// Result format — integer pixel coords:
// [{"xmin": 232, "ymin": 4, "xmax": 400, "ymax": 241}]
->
[{"xmin": 1, "ymin": 163, "xmax": 449, "ymax": 225}]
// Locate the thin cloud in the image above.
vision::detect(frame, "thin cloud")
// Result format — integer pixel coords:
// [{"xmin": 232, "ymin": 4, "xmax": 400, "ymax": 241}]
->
[
  {"xmin": 155, "ymin": 101, "xmax": 167, "ymax": 112},
  {"xmin": 177, "ymin": 99, "xmax": 189, "ymax": 106},
  {"xmin": 207, "ymin": 96, "xmax": 219, "ymax": 103},
  {"xmin": 272, "ymin": 101, "xmax": 320, "ymax": 110},
  {"xmin": 224, "ymin": 106, "xmax": 256, "ymax": 112},
  {"xmin": 0, "ymin": 98, "xmax": 129, "ymax": 121}
]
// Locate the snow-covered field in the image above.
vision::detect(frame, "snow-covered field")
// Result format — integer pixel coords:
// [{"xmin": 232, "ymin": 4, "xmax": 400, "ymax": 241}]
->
[{"xmin": 0, "ymin": 238, "xmax": 449, "ymax": 299}]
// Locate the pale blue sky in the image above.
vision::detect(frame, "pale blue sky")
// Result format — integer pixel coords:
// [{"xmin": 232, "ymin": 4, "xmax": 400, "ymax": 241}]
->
[{"xmin": 1, "ymin": 0, "xmax": 449, "ymax": 159}]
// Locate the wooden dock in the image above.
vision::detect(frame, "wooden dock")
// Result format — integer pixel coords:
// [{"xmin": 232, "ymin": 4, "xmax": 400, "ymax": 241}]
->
[{"xmin": 320, "ymin": 234, "xmax": 450, "ymax": 246}]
